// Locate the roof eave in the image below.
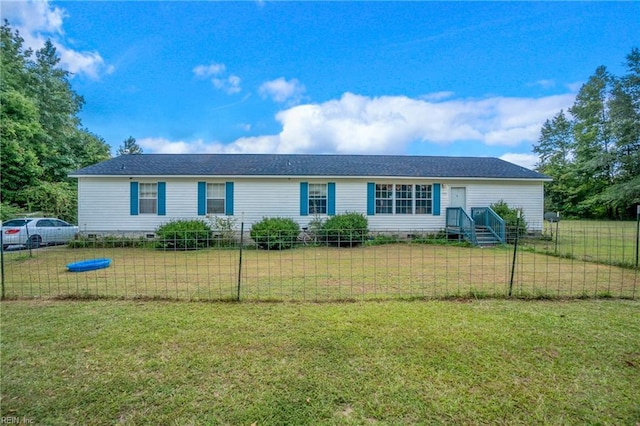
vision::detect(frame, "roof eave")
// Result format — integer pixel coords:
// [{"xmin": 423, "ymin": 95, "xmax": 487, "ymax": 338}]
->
[{"xmin": 70, "ymin": 173, "xmax": 551, "ymax": 181}]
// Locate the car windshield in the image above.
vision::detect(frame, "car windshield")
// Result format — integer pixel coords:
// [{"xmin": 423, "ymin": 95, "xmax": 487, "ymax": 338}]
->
[{"xmin": 2, "ymin": 219, "xmax": 32, "ymax": 227}]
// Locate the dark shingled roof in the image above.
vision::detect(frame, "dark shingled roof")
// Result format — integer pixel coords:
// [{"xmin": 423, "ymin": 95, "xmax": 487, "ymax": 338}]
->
[{"xmin": 70, "ymin": 154, "xmax": 549, "ymax": 180}]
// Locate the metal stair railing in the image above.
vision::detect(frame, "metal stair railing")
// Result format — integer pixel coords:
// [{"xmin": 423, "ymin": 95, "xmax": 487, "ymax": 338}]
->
[
  {"xmin": 471, "ymin": 207, "xmax": 505, "ymax": 244},
  {"xmin": 446, "ymin": 207, "xmax": 477, "ymax": 245}
]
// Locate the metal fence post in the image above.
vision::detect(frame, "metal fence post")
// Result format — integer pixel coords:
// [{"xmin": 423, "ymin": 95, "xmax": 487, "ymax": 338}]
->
[
  {"xmin": 636, "ymin": 204, "xmax": 640, "ymax": 269},
  {"xmin": 508, "ymin": 210, "xmax": 521, "ymax": 297},
  {"xmin": 1, "ymin": 230, "xmax": 5, "ymax": 300},
  {"xmin": 237, "ymin": 219, "xmax": 244, "ymax": 301}
]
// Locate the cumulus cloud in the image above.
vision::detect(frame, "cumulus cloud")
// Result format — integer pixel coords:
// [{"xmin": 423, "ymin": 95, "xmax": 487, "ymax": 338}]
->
[
  {"xmin": 259, "ymin": 77, "xmax": 306, "ymax": 105},
  {"xmin": 529, "ymin": 79, "xmax": 556, "ymax": 89},
  {"xmin": 138, "ymin": 136, "xmax": 278, "ymax": 154},
  {"xmin": 499, "ymin": 153, "xmax": 540, "ymax": 170},
  {"xmin": 213, "ymin": 75, "xmax": 242, "ymax": 94},
  {"xmin": 2, "ymin": 0, "xmax": 111, "ymax": 79},
  {"xmin": 194, "ymin": 62, "xmax": 242, "ymax": 94},
  {"xmin": 138, "ymin": 91, "xmax": 576, "ymax": 157},
  {"xmin": 420, "ymin": 91, "xmax": 455, "ymax": 101},
  {"xmin": 266, "ymin": 92, "xmax": 575, "ymax": 153},
  {"xmin": 193, "ymin": 63, "xmax": 226, "ymax": 78}
]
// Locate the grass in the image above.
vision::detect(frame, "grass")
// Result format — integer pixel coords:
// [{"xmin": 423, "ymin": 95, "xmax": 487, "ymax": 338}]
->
[
  {"xmin": 1, "ymin": 243, "xmax": 638, "ymax": 301},
  {"xmin": 1, "ymin": 299, "xmax": 639, "ymax": 424},
  {"xmin": 523, "ymin": 219, "xmax": 639, "ymax": 267}
]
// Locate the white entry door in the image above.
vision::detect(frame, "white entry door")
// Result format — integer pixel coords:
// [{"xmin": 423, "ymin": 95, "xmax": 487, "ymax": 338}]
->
[{"xmin": 450, "ymin": 187, "xmax": 467, "ymax": 210}]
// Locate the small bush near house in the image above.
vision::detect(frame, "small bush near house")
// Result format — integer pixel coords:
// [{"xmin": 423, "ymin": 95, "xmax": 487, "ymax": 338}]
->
[
  {"xmin": 250, "ymin": 217, "xmax": 300, "ymax": 250},
  {"xmin": 207, "ymin": 215, "xmax": 238, "ymax": 247},
  {"xmin": 320, "ymin": 212, "xmax": 369, "ymax": 247},
  {"xmin": 490, "ymin": 200, "xmax": 527, "ymax": 242},
  {"xmin": 155, "ymin": 219, "xmax": 213, "ymax": 250}
]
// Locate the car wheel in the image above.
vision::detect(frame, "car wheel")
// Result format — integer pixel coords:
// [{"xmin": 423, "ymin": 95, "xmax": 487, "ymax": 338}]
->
[
  {"xmin": 2, "ymin": 245, "xmax": 8, "ymax": 250},
  {"xmin": 26, "ymin": 235, "xmax": 42, "ymax": 249}
]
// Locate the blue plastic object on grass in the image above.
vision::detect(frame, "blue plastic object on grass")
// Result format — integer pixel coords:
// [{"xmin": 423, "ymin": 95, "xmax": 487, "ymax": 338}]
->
[{"xmin": 67, "ymin": 258, "xmax": 111, "ymax": 272}]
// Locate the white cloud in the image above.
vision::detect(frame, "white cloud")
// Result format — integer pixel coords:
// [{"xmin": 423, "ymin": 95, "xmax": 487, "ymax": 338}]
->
[
  {"xmin": 193, "ymin": 63, "xmax": 226, "ymax": 78},
  {"xmin": 529, "ymin": 79, "xmax": 556, "ymax": 89},
  {"xmin": 500, "ymin": 153, "xmax": 539, "ymax": 170},
  {"xmin": 194, "ymin": 63, "xmax": 242, "ymax": 94},
  {"xmin": 213, "ymin": 75, "xmax": 242, "ymax": 94},
  {"xmin": 138, "ymin": 91, "xmax": 575, "ymax": 157},
  {"xmin": 137, "ymin": 136, "xmax": 278, "ymax": 154},
  {"xmin": 1, "ymin": 0, "xmax": 66, "ymax": 34},
  {"xmin": 420, "ymin": 91, "xmax": 455, "ymax": 102},
  {"xmin": 2, "ymin": 0, "xmax": 111, "ymax": 79},
  {"xmin": 259, "ymin": 77, "xmax": 306, "ymax": 104},
  {"xmin": 138, "ymin": 137, "xmax": 225, "ymax": 154}
]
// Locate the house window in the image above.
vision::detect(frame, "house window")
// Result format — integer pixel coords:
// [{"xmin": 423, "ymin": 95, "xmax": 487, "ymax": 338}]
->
[
  {"xmin": 395, "ymin": 184, "xmax": 413, "ymax": 214},
  {"xmin": 207, "ymin": 183, "xmax": 225, "ymax": 214},
  {"xmin": 375, "ymin": 183, "xmax": 432, "ymax": 215},
  {"xmin": 375, "ymin": 184, "xmax": 393, "ymax": 214},
  {"xmin": 415, "ymin": 184, "xmax": 432, "ymax": 214},
  {"xmin": 308, "ymin": 183, "xmax": 327, "ymax": 214},
  {"xmin": 139, "ymin": 183, "xmax": 157, "ymax": 214}
]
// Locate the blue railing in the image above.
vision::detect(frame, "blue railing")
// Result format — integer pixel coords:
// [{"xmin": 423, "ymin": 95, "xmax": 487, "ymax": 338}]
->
[
  {"xmin": 446, "ymin": 207, "xmax": 477, "ymax": 245},
  {"xmin": 471, "ymin": 207, "xmax": 505, "ymax": 244}
]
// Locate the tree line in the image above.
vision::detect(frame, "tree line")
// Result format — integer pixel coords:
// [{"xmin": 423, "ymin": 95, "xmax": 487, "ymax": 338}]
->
[
  {"xmin": 1, "ymin": 22, "xmax": 143, "ymax": 222},
  {"xmin": 534, "ymin": 48, "xmax": 640, "ymax": 219}
]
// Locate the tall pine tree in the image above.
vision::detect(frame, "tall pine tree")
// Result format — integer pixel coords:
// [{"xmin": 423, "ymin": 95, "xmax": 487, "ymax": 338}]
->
[
  {"xmin": 0, "ymin": 21, "xmax": 111, "ymax": 221},
  {"xmin": 534, "ymin": 48, "xmax": 640, "ymax": 219}
]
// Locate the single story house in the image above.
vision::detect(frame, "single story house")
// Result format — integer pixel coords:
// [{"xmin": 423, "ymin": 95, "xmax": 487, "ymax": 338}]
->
[{"xmin": 70, "ymin": 154, "xmax": 550, "ymax": 239}]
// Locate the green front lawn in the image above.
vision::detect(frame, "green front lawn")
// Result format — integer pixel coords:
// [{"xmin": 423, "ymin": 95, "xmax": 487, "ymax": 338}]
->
[
  {"xmin": 2, "ymin": 299, "xmax": 639, "ymax": 424},
  {"xmin": 525, "ymin": 219, "xmax": 639, "ymax": 267}
]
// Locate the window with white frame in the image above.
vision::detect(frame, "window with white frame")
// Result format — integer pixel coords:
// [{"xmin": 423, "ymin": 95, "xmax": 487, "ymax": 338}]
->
[
  {"xmin": 308, "ymin": 183, "xmax": 327, "ymax": 214},
  {"xmin": 375, "ymin": 183, "xmax": 432, "ymax": 215},
  {"xmin": 375, "ymin": 184, "xmax": 393, "ymax": 214},
  {"xmin": 415, "ymin": 184, "xmax": 432, "ymax": 214},
  {"xmin": 395, "ymin": 184, "xmax": 413, "ymax": 214},
  {"xmin": 207, "ymin": 183, "xmax": 225, "ymax": 214},
  {"xmin": 139, "ymin": 183, "xmax": 157, "ymax": 214}
]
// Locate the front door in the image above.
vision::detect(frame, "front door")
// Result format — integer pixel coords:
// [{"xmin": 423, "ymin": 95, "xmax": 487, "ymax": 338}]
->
[{"xmin": 450, "ymin": 187, "xmax": 467, "ymax": 211}]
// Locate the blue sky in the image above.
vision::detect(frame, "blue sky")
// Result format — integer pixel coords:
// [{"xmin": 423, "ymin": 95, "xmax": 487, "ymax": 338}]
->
[{"xmin": 4, "ymin": 1, "xmax": 639, "ymax": 169}]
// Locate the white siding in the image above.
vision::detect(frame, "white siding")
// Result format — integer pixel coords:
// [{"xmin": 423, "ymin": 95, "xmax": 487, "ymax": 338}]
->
[
  {"xmin": 451, "ymin": 181, "xmax": 544, "ymax": 231},
  {"xmin": 77, "ymin": 177, "xmax": 544, "ymax": 232}
]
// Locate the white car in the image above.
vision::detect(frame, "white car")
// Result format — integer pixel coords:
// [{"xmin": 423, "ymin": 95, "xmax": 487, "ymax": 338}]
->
[{"xmin": 1, "ymin": 218, "xmax": 79, "ymax": 250}]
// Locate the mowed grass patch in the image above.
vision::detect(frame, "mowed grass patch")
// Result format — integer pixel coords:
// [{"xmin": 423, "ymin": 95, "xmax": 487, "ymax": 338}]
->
[
  {"xmin": 2, "ymin": 244, "xmax": 637, "ymax": 300},
  {"xmin": 1, "ymin": 299, "xmax": 639, "ymax": 424},
  {"xmin": 526, "ymin": 219, "xmax": 638, "ymax": 267}
]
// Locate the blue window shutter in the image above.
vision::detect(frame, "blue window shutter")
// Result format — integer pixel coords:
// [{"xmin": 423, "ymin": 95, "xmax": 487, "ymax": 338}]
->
[
  {"xmin": 300, "ymin": 182, "xmax": 309, "ymax": 216},
  {"xmin": 197, "ymin": 182, "xmax": 206, "ymax": 215},
  {"xmin": 328, "ymin": 182, "xmax": 336, "ymax": 216},
  {"xmin": 130, "ymin": 182, "xmax": 139, "ymax": 216},
  {"xmin": 158, "ymin": 182, "xmax": 166, "ymax": 215},
  {"xmin": 433, "ymin": 183, "xmax": 441, "ymax": 216},
  {"xmin": 367, "ymin": 182, "xmax": 375, "ymax": 216},
  {"xmin": 225, "ymin": 182, "xmax": 234, "ymax": 216}
]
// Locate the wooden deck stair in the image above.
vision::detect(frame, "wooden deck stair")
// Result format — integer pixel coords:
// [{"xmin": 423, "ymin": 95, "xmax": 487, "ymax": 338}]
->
[
  {"xmin": 474, "ymin": 226, "xmax": 502, "ymax": 246},
  {"xmin": 445, "ymin": 207, "xmax": 505, "ymax": 247}
]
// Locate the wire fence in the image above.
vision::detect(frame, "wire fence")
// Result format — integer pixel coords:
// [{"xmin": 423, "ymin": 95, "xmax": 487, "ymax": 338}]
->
[{"xmin": 1, "ymin": 221, "xmax": 638, "ymax": 301}]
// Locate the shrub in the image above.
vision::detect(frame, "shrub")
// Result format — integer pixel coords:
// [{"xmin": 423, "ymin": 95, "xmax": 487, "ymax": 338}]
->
[
  {"xmin": 207, "ymin": 215, "xmax": 238, "ymax": 247},
  {"xmin": 250, "ymin": 217, "xmax": 300, "ymax": 250},
  {"xmin": 320, "ymin": 212, "xmax": 368, "ymax": 247},
  {"xmin": 1, "ymin": 203, "xmax": 28, "ymax": 222},
  {"xmin": 155, "ymin": 219, "xmax": 213, "ymax": 250},
  {"xmin": 490, "ymin": 200, "xmax": 527, "ymax": 242}
]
